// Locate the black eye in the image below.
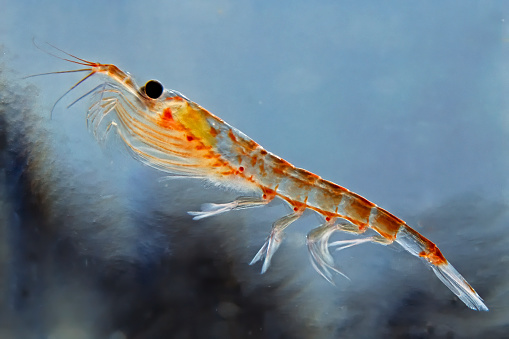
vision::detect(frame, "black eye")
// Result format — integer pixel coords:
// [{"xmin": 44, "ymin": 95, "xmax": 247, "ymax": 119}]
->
[{"xmin": 143, "ymin": 80, "xmax": 163, "ymax": 99}]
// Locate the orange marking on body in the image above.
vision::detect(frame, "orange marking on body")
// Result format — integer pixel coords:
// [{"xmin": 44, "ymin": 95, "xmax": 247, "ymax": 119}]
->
[
  {"xmin": 268, "ymin": 156, "xmax": 293, "ymax": 177},
  {"xmin": 246, "ymin": 139, "xmax": 257, "ymax": 148},
  {"xmin": 292, "ymin": 177, "xmax": 314, "ymax": 190},
  {"xmin": 212, "ymin": 160, "xmax": 225, "ymax": 167},
  {"xmin": 314, "ymin": 210, "xmax": 335, "ymax": 220},
  {"xmin": 343, "ymin": 193, "xmax": 374, "ymax": 225},
  {"xmin": 228, "ymin": 129, "xmax": 237, "ymax": 142},
  {"xmin": 233, "ymin": 138, "xmax": 259, "ymax": 156},
  {"xmin": 350, "ymin": 193, "xmax": 374, "ymax": 207},
  {"xmin": 308, "ymin": 179, "xmax": 344, "ymax": 212},
  {"xmin": 124, "ymin": 78, "xmax": 135, "ymax": 89},
  {"xmin": 405, "ymin": 227, "xmax": 447, "ymax": 265},
  {"xmin": 419, "ymin": 246, "xmax": 447, "ymax": 266},
  {"xmin": 158, "ymin": 107, "xmax": 174, "ymax": 128},
  {"xmin": 467, "ymin": 283, "xmax": 477, "ymax": 294},
  {"xmin": 210, "ymin": 126, "xmax": 219, "ymax": 137},
  {"xmin": 260, "ymin": 149, "xmax": 268, "ymax": 155},
  {"xmin": 290, "ymin": 200, "xmax": 307, "ymax": 213},
  {"xmin": 342, "ymin": 215, "xmax": 369, "ymax": 231},
  {"xmin": 107, "ymin": 64, "xmax": 124, "ymax": 78},
  {"xmin": 259, "ymin": 162, "xmax": 266, "ymax": 176},
  {"xmin": 370, "ymin": 207, "xmax": 404, "ymax": 240},
  {"xmin": 271, "ymin": 156, "xmax": 292, "ymax": 167},
  {"xmin": 261, "ymin": 186, "xmax": 277, "ymax": 201},
  {"xmin": 203, "ymin": 153, "xmax": 216, "ymax": 159},
  {"xmin": 294, "ymin": 169, "xmax": 320, "ymax": 184},
  {"xmin": 250, "ymin": 156, "xmax": 258, "ymax": 167},
  {"xmin": 271, "ymin": 166, "xmax": 286, "ymax": 175},
  {"xmin": 319, "ymin": 180, "xmax": 349, "ymax": 194}
]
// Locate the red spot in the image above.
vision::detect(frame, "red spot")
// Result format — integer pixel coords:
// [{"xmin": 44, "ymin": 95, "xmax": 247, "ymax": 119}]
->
[
  {"xmin": 239, "ymin": 166, "xmax": 244, "ymax": 172},
  {"xmin": 320, "ymin": 211, "xmax": 336, "ymax": 221},
  {"xmin": 210, "ymin": 127, "xmax": 218, "ymax": 137},
  {"xmin": 158, "ymin": 107, "xmax": 175, "ymax": 128},
  {"xmin": 261, "ymin": 187, "xmax": 277, "ymax": 201},
  {"xmin": 162, "ymin": 107, "xmax": 173, "ymax": 121},
  {"xmin": 186, "ymin": 135, "xmax": 194, "ymax": 142},
  {"xmin": 289, "ymin": 200, "xmax": 307, "ymax": 213},
  {"xmin": 260, "ymin": 150, "xmax": 268, "ymax": 155}
]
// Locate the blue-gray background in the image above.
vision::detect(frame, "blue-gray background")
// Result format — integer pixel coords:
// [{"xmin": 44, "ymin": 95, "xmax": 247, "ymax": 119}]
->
[{"xmin": 1, "ymin": 1, "xmax": 509, "ymax": 338}]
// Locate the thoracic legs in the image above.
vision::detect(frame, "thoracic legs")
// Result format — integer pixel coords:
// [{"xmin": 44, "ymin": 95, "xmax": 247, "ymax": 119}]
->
[
  {"xmin": 190, "ymin": 198, "xmax": 393, "ymax": 283},
  {"xmin": 306, "ymin": 219, "xmax": 392, "ymax": 284},
  {"xmin": 188, "ymin": 196, "xmax": 269, "ymax": 220},
  {"xmin": 249, "ymin": 212, "xmax": 301, "ymax": 273}
]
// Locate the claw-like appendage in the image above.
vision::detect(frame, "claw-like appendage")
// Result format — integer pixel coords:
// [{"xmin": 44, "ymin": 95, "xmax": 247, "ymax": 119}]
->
[{"xmin": 250, "ymin": 212, "xmax": 301, "ymax": 273}]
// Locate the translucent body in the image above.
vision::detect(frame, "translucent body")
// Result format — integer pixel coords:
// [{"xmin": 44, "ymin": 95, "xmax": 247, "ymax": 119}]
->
[{"xmin": 44, "ymin": 51, "xmax": 488, "ymax": 311}]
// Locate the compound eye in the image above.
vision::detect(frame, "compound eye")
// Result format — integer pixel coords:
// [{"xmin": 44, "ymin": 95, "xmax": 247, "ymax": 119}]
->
[{"xmin": 143, "ymin": 80, "xmax": 163, "ymax": 99}]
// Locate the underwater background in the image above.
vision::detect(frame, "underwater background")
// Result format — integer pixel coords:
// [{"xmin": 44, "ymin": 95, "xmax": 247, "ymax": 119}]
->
[{"xmin": 1, "ymin": 1, "xmax": 509, "ymax": 338}]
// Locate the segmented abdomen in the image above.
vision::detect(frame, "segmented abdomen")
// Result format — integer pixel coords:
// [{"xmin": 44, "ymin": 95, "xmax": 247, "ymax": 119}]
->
[{"xmin": 209, "ymin": 120, "xmax": 407, "ymax": 242}]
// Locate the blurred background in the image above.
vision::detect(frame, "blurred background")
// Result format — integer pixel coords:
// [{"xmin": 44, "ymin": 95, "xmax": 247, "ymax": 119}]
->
[{"xmin": 1, "ymin": 1, "xmax": 509, "ymax": 338}]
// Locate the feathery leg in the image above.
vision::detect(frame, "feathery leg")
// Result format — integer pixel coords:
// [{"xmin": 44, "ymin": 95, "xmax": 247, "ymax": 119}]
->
[
  {"xmin": 307, "ymin": 219, "xmax": 392, "ymax": 284},
  {"xmin": 307, "ymin": 221, "xmax": 348, "ymax": 283},
  {"xmin": 188, "ymin": 196, "xmax": 268, "ymax": 220},
  {"xmin": 250, "ymin": 212, "xmax": 301, "ymax": 273}
]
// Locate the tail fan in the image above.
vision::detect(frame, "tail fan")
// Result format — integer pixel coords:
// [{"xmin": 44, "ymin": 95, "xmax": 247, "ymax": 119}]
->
[{"xmin": 396, "ymin": 225, "xmax": 488, "ymax": 311}]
